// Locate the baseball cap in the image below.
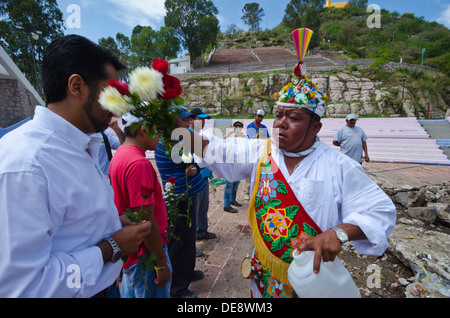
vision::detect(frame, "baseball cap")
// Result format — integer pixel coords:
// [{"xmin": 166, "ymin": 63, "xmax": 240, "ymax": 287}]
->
[
  {"xmin": 122, "ymin": 113, "xmax": 143, "ymax": 127},
  {"xmin": 190, "ymin": 107, "xmax": 211, "ymax": 119},
  {"xmin": 346, "ymin": 114, "xmax": 357, "ymax": 121},
  {"xmin": 178, "ymin": 106, "xmax": 194, "ymax": 119},
  {"xmin": 233, "ymin": 120, "xmax": 244, "ymax": 127},
  {"xmin": 256, "ymin": 109, "xmax": 265, "ymax": 116}
]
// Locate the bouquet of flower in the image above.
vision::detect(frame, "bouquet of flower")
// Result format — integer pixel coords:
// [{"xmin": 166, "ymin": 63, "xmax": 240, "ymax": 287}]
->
[
  {"xmin": 163, "ymin": 175, "xmax": 193, "ymax": 241},
  {"xmin": 98, "ymin": 59, "xmax": 184, "ymax": 157}
]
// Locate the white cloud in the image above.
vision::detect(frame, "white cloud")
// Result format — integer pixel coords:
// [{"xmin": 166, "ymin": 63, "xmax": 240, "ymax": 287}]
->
[
  {"xmin": 437, "ymin": 4, "xmax": 450, "ymax": 28},
  {"xmin": 106, "ymin": 0, "xmax": 166, "ymax": 29}
]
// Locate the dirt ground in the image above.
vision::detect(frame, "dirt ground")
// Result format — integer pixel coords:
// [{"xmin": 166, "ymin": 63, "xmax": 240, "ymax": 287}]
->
[{"xmin": 150, "ymin": 160, "xmax": 450, "ymax": 298}]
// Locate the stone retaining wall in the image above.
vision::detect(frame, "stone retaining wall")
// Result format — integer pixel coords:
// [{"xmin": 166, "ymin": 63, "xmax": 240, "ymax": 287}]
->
[{"xmin": 0, "ymin": 78, "xmax": 38, "ymax": 128}]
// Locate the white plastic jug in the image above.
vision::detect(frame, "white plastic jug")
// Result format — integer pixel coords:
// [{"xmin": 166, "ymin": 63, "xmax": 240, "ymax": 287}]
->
[{"xmin": 288, "ymin": 250, "xmax": 361, "ymax": 298}]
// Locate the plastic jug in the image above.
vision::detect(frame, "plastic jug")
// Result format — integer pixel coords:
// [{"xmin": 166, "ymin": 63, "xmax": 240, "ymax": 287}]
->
[{"xmin": 288, "ymin": 250, "xmax": 361, "ymax": 298}]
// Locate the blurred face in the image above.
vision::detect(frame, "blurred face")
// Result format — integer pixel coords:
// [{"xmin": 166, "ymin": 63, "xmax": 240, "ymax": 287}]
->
[
  {"xmin": 190, "ymin": 116, "xmax": 205, "ymax": 131},
  {"xmin": 83, "ymin": 64, "xmax": 118, "ymax": 132},
  {"xmin": 273, "ymin": 107, "xmax": 321, "ymax": 152},
  {"xmin": 346, "ymin": 119, "xmax": 357, "ymax": 127},
  {"xmin": 254, "ymin": 114, "xmax": 264, "ymax": 125},
  {"xmin": 143, "ymin": 127, "xmax": 160, "ymax": 151}
]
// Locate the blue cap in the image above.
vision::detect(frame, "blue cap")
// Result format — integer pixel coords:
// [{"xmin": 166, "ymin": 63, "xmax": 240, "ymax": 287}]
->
[
  {"xmin": 178, "ymin": 106, "xmax": 193, "ymax": 119},
  {"xmin": 190, "ymin": 107, "xmax": 211, "ymax": 119}
]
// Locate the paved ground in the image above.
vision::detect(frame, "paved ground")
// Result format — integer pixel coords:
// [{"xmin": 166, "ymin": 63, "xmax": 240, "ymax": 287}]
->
[{"xmin": 147, "ymin": 159, "xmax": 450, "ymax": 298}]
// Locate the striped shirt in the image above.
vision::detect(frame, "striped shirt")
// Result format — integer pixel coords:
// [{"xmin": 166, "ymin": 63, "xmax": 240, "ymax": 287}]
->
[{"xmin": 155, "ymin": 140, "xmax": 206, "ymax": 197}]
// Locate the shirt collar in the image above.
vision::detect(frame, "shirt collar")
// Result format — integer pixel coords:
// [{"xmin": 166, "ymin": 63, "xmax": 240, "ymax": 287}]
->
[{"xmin": 33, "ymin": 106, "xmax": 91, "ymax": 151}]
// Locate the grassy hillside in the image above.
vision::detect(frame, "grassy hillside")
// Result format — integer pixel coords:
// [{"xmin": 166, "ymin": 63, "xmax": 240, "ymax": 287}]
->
[{"xmin": 218, "ymin": 6, "xmax": 450, "ymax": 77}]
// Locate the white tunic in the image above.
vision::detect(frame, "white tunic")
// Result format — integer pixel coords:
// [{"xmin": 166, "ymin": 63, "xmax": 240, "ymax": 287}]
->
[{"xmin": 197, "ymin": 136, "xmax": 396, "ymax": 256}]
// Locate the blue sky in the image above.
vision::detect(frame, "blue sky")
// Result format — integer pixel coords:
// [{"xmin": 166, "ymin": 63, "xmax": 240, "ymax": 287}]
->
[{"xmin": 57, "ymin": 0, "xmax": 450, "ymax": 49}]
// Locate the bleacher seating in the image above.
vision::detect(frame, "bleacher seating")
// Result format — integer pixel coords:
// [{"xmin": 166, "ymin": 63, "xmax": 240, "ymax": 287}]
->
[{"xmin": 144, "ymin": 117, "xmax": 450, "ymax": 165}]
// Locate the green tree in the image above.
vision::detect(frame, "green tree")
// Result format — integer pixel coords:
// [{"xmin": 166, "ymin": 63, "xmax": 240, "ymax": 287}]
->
[
  {"xmin": 241, "ymin": 2, "xmax": 265, "ymax": 33},
  {"xmin": 282, "ymin": 0, "xmax": 325, "ymax": 48},
  {"xmin": 0, "ymin": 0, "xmax": 64, "ymax": 95},
  {"xmin": 164, "ymin": 0, "xmax": 219, "ymax": 62},
  {"xmin": 225, "ymin": 23, "xmax": 242, "ymax": 35},
  {"xmin": 129, "ymin": 25, "xmax": 180, "ymax": 68},
  {"xmin": 98, "ymin": 33, "xmax": 131, "ymax": 79}
]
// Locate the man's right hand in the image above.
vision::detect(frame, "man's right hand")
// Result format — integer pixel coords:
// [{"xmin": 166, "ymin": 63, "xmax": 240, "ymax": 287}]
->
[{"xmin": 111, "ymin": 220, "xmax": 152, "ymax": 256}]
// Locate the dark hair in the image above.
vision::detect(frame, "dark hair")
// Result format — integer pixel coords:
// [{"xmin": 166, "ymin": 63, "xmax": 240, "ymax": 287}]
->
[{"xmin": 42, "ymin": 34, "xmax": 126, "ymax": 104}]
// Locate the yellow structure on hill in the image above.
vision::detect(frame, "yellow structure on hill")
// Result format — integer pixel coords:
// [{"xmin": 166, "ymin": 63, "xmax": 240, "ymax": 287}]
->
[{"xmin": 325, "ymin": 0, "xmax": 348, "ymax": 9}]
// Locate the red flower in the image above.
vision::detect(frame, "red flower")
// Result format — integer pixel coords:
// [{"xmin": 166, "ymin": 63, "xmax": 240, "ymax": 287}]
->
[
  {"xmin": 152, "ymin": 59, "xmax": 169, "ymax": 75},
  {"xmin": 159, "ymin": 74, "xmax": 182, "ymax": 100},
  {"xmin": 139, "ymin": 185, "xmax": 153, "ymax": 199},
  {"xmin": 108, "ymin": 80, "xmax": 130, "ymax": 96},
  {"xmin": 288, "ymin": 98, "xmax": 296, "ymax": 103},
  {"xmin": 167, "ymin": 177, "xmax": 177, "ymax": 184}
]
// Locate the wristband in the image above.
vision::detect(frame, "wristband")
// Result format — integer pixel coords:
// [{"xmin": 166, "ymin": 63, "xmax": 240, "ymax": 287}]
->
[{"xmin": 155, "ymin": 262, "xmax": 168, "ymax": 272}]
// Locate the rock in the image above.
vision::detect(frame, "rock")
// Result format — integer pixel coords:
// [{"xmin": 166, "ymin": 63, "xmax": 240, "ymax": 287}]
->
[
  {"xmin": 398, "ymin": 277, "xmax": 409, "ymax": 286},
  {"xmin": 407, "ymin": 206, "xmax": 437, "ymax": 223},
  {"xmin": 388, "ymin": 222, "xmax": 450, "ymax": 281},
  {"xmin": 432, "ymin": 203, "xmax": 450, "ymax": 227}
]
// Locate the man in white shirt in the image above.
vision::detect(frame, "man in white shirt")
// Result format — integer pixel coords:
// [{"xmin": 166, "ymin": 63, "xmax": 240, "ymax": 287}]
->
[
  {"xmin": 183, "ymin": 75, "xmax": 396, "ymax": 298},
  {"xmin": 0, "ymin": 35, "xmax": 151, "ymax": 298},
  {"xmin": 333, "ymin": 114, "xmax": 369, "ymax": 164}
]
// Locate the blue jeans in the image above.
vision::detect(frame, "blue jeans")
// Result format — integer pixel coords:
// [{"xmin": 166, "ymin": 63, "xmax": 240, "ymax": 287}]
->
[
  {"xmin": 196, "ymin": 178, "xmax": 210, "ymax": 238},
  {"xmin": 224, "ymin": 181, "xmax": 240, "ymax": 207},
  {"xmin": 120, "ymin": 245, "xmax": 172, "ymax": 298}
]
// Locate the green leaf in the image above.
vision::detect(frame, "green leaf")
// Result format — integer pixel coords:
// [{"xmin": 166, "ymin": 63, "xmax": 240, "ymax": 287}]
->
[
  {"xmin": 288, "ymin": 224, "xmax": 299, "ymax": 239},
  {"xmin": 262, "ymin": 162, "xmax": 271, "ymax": 173},
  {"xmin": 129, "ymin": 122, "xmax": 141, "ymax": 136},
  {"xmin": 271, "ymin": 237, "xmax": 284, "ymax": 251},
  {"xmin": 256, "ymin": 206, "xmax": 267, "ymax": 220},
  {"xmin": 281, "ymin": 249, "xmax": 293, "ymax": 262},
  {"xmin": 285, "ymin": 206, "xmax": 299, "ymax": 219},
  {"xmin": 255, "ymin": 197, "xmax": 263, "ymax": 207},
  {"xmin": 268, "ymin": 199, "xmax": 281, "ymax": 208},
  {"xmin": 303, "ymin": 223, "xmax": 318, "ymax": 237},
  {"xmin": 277, "ymin": 180, "xmax": 288, "ymax": 194},
  {"xmin": 172, "ymin": 96, "xmax": 185, "ymax": 106}
]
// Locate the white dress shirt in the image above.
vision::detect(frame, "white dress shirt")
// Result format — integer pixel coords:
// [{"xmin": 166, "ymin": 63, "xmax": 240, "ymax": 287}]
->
[
  {"xmin": 197, "ymin": 136, "xmax": 396, "ymax": 256},
  {"xmin": 0, "ymin": 106, "xmax": 122, "ymax": 297}
]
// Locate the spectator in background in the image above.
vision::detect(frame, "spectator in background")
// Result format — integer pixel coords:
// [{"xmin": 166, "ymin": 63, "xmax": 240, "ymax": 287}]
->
[
  {"xmin": 243, "ymin": 109, "xmax": 270, "ymax": 200},
  {"xmin": 189, "ymin": 108, "xmax": 217, "ymax": 242},
  {"xmin": 98, "ymin": 117, "xmax": 125, "ymax": 176},
  {"xmin": 109, "ymin": 113, "xmax": 171, "ymax": 298},
  {"xmin": 333, "ymin": 114, "xmax": 369, "ymax": 164},
  {"xmin": 223, "ymin": 120, "xmax": 245, "ymax": 213},
  {"xmin": 155, "ymin": 107, "xmax": 206, "ymax": 298}
]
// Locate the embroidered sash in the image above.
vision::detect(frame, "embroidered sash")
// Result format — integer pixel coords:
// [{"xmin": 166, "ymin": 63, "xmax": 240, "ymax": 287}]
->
[{"xmin": 248, "ymin": 140, "xmax": 322, "ymax": 285}]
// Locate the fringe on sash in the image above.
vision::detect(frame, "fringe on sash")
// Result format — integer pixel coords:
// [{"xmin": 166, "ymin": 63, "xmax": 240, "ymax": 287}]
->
[{"xmin": 247, "ymin": 139, "xmax": 291, "ymax": 285}]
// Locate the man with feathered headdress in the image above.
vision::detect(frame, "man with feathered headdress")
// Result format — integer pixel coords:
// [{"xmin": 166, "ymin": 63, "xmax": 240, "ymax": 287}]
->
[{"xmin": 182, "ymin": 29, "xmax": 396, "ymax": 298}]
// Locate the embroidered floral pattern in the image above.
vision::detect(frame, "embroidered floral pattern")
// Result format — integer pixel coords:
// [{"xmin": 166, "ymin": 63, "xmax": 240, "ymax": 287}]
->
[
  {"xmin": 261, "ymin": 207, "xmax": 293, "ymax": 241},
  {"xmin": 266, "ymin": 277, "xmax": 295, "ymax": 298},
  {"xmin": 257, "ymin": 172, "xmax": 279, "ymax": 203}
]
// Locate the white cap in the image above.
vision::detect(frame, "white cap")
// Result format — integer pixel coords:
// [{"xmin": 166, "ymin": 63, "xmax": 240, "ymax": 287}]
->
[
  {"xmin": 346, "ymin": 114, "xmax": 357, "ymax": 121},
  {"xmin": 256, "ymin": 109, "xmax": 265, "ymax": 116},
  {"xmin": 122, "ymin": 113, "xmax": 143, "ymax": 127}
]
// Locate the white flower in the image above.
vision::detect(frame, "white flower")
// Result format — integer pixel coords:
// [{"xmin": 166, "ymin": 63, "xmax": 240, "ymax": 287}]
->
[
  {"xmin": 165, "ymin": 182, "xmax": 175, "ymax": 192},
  {"xmin": 98, "ymin": 86, "xmax": 133, "ymax": 116},
  {"xmin": 129, "ymin": 67, "xmax": 165, "ymax": 102},
  {"xmin": 181, "ymin": 151, "xmax": 193, "ymax": 164}
]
